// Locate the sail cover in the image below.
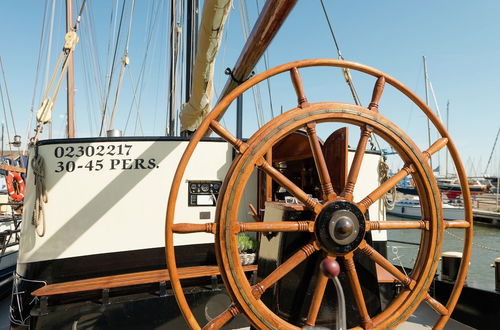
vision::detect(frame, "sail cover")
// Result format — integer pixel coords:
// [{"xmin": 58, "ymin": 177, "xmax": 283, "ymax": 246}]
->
[{"xmin": 180, "ymin": 0, "xmax": 232, "ymax": 132}]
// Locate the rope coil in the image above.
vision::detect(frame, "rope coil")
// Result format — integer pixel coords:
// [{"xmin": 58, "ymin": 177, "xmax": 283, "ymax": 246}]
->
[
  {"xmin": 31, "ymin": 152, "xmax": 47, "ymax": 237},
  {"xmin": 378, "ymin": 157, "xmax": 396, "ymax": 210}
]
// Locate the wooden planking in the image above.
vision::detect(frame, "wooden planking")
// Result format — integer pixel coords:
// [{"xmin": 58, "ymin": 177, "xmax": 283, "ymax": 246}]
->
[
  {"xmin": 0, "ymin": 164, "xmax": 26, "ymax": 174},
  {"xmin": 375, "ymin": 263, "xmax": 397, "ymax": 283},
  {"xmin": 33, "ymin": 264, "xmax": 257, "ymax": 297}
]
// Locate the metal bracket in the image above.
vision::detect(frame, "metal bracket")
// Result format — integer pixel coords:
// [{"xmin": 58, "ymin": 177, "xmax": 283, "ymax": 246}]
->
[
  {"xmin": 40, "ymin": 296, "xmax": 48, "ymax": 316},
  {"xmin": 102, "ymin": 288, "xmax": 110, "ymax": 305},
  {"xmin": 211, "ymin": 275, "xmax": 219, "ymax": 291},
  {"xmin": 224, "ymin": 67, "xmax": 255, "ymax": 85},
  {"xmin": 159, "ymin": 281, "xmax": 167, "ymax": 297}
]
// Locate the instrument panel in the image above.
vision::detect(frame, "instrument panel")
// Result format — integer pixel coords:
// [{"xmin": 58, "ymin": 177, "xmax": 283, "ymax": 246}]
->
[{"xmin": 188, "ymin": 180, "xmax": 222, "ymax": 206}]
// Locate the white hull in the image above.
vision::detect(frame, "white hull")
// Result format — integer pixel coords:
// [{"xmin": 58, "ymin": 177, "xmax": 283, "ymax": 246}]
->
[
  {"xmin": 388, "ymin": 200, "xmax": 465, "ymax": 220},
  {"xmin": 18, "ymin": 138, "xmax": 386, "ymax": 265}
]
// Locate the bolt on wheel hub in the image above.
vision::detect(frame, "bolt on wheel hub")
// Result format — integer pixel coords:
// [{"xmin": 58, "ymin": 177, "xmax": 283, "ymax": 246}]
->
[{"xmin": 315, "ymin": 200, "xmax": 366, "ymax": 255}]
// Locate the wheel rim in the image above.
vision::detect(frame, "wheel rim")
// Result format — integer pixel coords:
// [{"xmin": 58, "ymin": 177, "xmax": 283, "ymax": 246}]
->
[
  {"xmin": 216, "ymin": 104, "xmax": 441, "ymax": 329},
  {"xmin": 165, "ymin": 59, "xmax": 473, "ymax": 330}
]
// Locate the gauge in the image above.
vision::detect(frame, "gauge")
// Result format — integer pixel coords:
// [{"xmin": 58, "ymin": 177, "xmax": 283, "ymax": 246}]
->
[
  {"xmin": 190, "ymin": 183, "xmax": 197, "ymax": 192},
  {"xmin": 213, "ymin": 183, "xmax": 220, "ymax": 190},
  {"xmin": 200, "ymin": 183, "xmax": 210, "ymax": 192}
]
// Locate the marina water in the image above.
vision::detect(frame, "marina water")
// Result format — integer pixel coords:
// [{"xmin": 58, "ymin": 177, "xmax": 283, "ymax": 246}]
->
[{"xmin": 387, "ymin": 215, "xmax": 499, "ymax": 291}]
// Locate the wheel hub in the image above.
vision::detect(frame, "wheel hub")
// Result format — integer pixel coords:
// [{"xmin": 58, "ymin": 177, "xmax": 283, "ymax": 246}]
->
[{"xmin": 315, "ymin": 200, "xmax": 365, "ymax": 254}]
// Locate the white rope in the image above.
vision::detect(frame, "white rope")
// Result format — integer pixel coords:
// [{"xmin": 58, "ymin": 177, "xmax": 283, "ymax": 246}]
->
[{"xmin": 31, "ymin": 152, "xmax": 47, "ymax": 237}]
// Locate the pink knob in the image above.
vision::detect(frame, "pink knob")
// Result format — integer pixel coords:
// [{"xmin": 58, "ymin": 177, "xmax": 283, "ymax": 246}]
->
[{"xmin": 320, "ymin": 258, "xmax": 340, "ymax": 278}]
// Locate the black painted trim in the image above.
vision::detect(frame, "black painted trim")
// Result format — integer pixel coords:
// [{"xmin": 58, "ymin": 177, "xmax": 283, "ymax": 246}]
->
[
  {"xmin": 36, "ymin": 136, "xmax": 226, "ymax": 146},
  {"xmin": 17, "ymin": 244, "xmax": 217, "ymax": 284}
]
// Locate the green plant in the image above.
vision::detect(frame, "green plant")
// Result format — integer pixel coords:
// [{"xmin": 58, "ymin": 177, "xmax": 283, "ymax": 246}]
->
[{"xmin": 237, "ymin": 234, "xmax": 258, "ymax": 253}]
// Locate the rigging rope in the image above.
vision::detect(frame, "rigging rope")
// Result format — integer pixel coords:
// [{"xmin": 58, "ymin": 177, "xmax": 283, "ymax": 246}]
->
[
  {"xmin": 99, "ymin": 0, "xmax": 128, "ymax": 136},
  {"xmin": 24, "ymin": 0, "xmax": 51, "ymax": 150},
  {"xmin": 0, "ymin": 57, "xmax": 17, "ymax": 137},
  {"xmin": 238, "ymin": 0, "xmax": 265, "ymax": 128},
  {"xmin": 124, "ymin": 0, "xmax": 161, "ymax": 135},
  {"xmin": 31, "ymin": 0, "xmax": 87, "ymax": 142},
  {"xmin": 0, "ymin": 81, "xmax": 12, "ymax": 149},
  {"xmin": 319, "ymin": 0, "xmax": 361, "ymax": 106},
  {"xmin": 108, "ymin": 0, "xmax": 136, "ymax": 130},
  {"xmin": 484, "ymin": 127, "xmax": 500, "ymax": 175},
  {"xmin": 320, "ymin": 0, "xmax": 397, "ymax": 208},
  {"xmin": 255, "ymin": 0, "xmax": 275, "ymax": 119}
]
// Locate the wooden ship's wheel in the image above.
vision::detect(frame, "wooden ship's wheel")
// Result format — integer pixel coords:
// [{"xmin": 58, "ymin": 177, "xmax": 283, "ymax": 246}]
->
[{"xmin": 165, "ymin": 59, "xmax": 473, "ymax": 329}]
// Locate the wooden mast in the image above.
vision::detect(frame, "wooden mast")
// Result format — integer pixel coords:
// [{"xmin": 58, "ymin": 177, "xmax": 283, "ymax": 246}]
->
[
  {"xmin": 66, "ymin": 0, "xmax": 75, "ymax": 138},
  {"xmin": 214, "ymin": 0, "xmax": 298, "ymax": 120}
]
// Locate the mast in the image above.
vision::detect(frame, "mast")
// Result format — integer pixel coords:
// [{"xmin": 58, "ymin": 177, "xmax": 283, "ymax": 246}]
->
[
  {"xmin": 423, "ymin": 56, "xmax": 432, "ymax": 170},
  {"xmin": 179, "ymin": 0, "xmax": 298, "ymax": 134},
  {"xmin": 218, "ymin": 0, "xmax": 298, "ymax": 101},
  {"xmin": 185, "ymin": 0, "xmax": 199, "ymax": 104},
  {"xmin": 66, "ymin": 0, "xmax": 75, "ymax": 138},
  {"xmin": 167, "ymin": 0, "xmax": 179, "ymax": 136}
]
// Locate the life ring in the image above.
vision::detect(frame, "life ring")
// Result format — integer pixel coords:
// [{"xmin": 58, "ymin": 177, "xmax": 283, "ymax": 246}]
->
[{"xmin": 6, "ymin": 171, "xmax": 25, "ymax": 202}]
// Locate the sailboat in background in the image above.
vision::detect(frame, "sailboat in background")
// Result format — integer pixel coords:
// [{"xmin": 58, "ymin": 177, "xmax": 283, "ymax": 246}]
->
[{"xmin": 0, "ymin": 56, "xmax": 27, "ymax": 295}]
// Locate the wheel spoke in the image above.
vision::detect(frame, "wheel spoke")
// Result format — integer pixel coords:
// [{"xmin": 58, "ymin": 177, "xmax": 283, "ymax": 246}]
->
[
  {"xmin": 343, "ymin": 125, "xmax": 373, "ymax": 201},
  {"xmin": 210, "ymin": 120, "xmax": 248, "ymax": 153},
  {"xmin": 252, "ymin": 242, "xmax": 318, "ymax": 299},
  {"xmin": 290, "ymin": 67, "xmax": 309, "ymax": 108},
  {"xmin": 343, "ymin": 254, "xmax": 372, "ymax": 328},
  {"xmin": 172, "ymin": 222, "xmax": 216, "ymax": 234},
  {"xmin": 368, "ymin": 76, "xmax": 385, "ymax": 112},
  {"xmin": 202, "ymin": 304, "xmax": 240, "ymax": 330},
  {"xmin": 257, "ymin": 157, "xmax": 322, "ymax": 212},
  {"xmin": 367, "ymin": 220, "xmax": 428, "ymax": 231},
  {"xmin": 305, "ymin": 271, "xmax": 329, "ymax": 326},
  {"xmin": 305, "ymin": 122, "xmax": 337, "ymax": 200},
  {"xmin": 359, "ymin": 241, "xmax": 416, "ymax": 290},
  {"xmin": 422, "ymin": 137, "xmax": 448, "ymax": 161},
  {"xmin": 357, "ymin": 138, "xmax": 448, "ymax": 213},
  {"xmin": 425, "ymin": 293, "xmax": 449, "ymax": 316},
  {"xmin": 445, "ymin": 220, "xmax": 470, "ymax": 228},
  {"xmin": 238, "ymin": 221, "xmax": 314, "ymax": 233},
  {"xmin": 358, "ymin": 165, "xmax": 413, "ymax": 213}
]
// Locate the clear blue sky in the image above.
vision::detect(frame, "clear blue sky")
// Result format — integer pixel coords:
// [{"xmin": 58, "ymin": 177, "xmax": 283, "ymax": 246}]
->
[{"xmin": 0, "ymin": 1, "xmax": 499, "ymax": 176}]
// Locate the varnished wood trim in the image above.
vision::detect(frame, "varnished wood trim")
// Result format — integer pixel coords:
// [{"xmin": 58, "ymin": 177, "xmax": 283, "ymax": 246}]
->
[
  {"xmin": 343, "ymin": 255, "xmax": 372, "ymax": 328},
  {"xmin": 0, "ymin": 164, "xmax": 26, "ymax": 174},
  {"xmin": 210, "ymin": 120, "xmax": 248, "ymax": 153},
  {"xmin": 304, "ymin": 268, "xmax": 329, "ymax": 326},
  {"xmin": 444, "ymin": 220, "xmax": 470, "ymax": 228},
  {"xmin": 422, "ymin": 138, "xmax": 448, "ymax": 161},
  {"xmin": 33, "ymin": 265, "xmax": 257, "ymax": 297},
  {"xmin": 306, "ymin": 122, "xmax": 336, "ymax": 200},
  {"xmin": 358, "ymin": 165, "xmax": 413, "ymax": 212},
  {"xmin": 367, "ymin": 220, "xmax": 428, "ymax": 231},
  {"xmin": 368, "ymin": 76, "xmax": 385, "ymax": 112},
  {"xmin": 290, "ymin": 67, "xmax": 309, "ymax": 108},
  {"xmin": 257, "ymin": 157, "xmax": 322, "ymax": 213},
  {"xmin": 359, "ymin": 241, "xmax": 416, "ymax": 290},
  {"xmin": 343, "ymin": 125, "xmax": 373, "ymax": 200},
  {"xmin": 251, "ymin": 243, "xmax": 317, "ymax": 299},
  {"xmin": 202, "ymin": 304, "xmax": 240, "ymax": 330},
  {"xmin": 425, "ymin": 293, "xmax": 448, "ymax": 316},
  {"xmin": 173, "ymin": 222, "xmax": 217, "ymax": 234},
  {"xmin": 237, "ymin": 221, "xmax": 313, "ymax": 233}
]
